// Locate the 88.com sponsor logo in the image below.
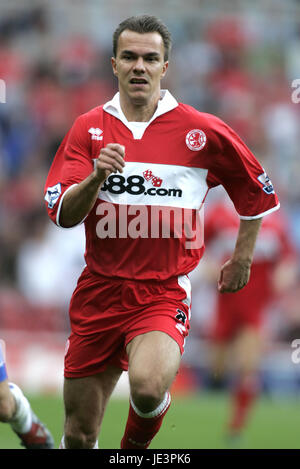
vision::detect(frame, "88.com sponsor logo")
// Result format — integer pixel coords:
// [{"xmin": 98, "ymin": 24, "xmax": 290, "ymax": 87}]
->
[{"xmin": 101, "ymin": 171, "xmax": 182, "ymax": 198}]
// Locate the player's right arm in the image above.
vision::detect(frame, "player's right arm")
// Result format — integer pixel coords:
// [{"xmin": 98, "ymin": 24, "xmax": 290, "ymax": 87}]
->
[{"xmin": 59, "ymin": 143, "xmax": 125, "ymax": 228}]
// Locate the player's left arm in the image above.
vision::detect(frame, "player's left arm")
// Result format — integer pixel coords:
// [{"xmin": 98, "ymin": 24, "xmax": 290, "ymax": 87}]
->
[
  {"xmin": 204, "ymin": 117, "xmax": 279, "ymax": 293},
  {"xmin": 218, "ymin": 217, "xmax": 262, "ymax": 293}
]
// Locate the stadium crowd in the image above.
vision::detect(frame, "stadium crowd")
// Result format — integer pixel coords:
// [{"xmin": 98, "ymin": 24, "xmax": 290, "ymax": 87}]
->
[{"xmin": 0, "ymin": 2, "xmax": 299, "ymax": 381}]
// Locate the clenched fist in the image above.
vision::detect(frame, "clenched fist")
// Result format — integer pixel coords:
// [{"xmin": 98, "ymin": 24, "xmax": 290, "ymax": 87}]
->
[{"xmin": 94, "ymin": 143, "xmax": 126, "ymax": 183}]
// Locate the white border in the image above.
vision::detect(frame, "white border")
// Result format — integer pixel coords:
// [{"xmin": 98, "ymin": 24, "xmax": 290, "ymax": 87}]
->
[
  {"xmin": 239, "ymin": 202, "xmax": 280, "ymax": 220},
  {"xmin": 55, "ymin": 184, "xmax": 87, "ymax": 228}
]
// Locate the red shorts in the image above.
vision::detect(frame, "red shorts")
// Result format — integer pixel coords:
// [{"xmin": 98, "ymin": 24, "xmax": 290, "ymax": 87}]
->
[
  {"xmin": 64, "ymin": 268, "xmax": 191, "ymax": 378},
  {"xmin": 211, "ymin": 263, "xmax": 272, "ymax": 342},
  {"xmin": 211, "ymin": 292, "xmax": 264, "ymax": 342}
]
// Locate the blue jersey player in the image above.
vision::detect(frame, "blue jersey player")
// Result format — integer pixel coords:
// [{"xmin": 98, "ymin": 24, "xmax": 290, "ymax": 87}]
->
[{"xmin": 0, "ymin": 341, "xmax": 54, "ymax": 449}]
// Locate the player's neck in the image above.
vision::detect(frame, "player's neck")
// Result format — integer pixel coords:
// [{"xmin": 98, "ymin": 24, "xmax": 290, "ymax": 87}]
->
[{"xmin": 119, "ymin": 91, "xmax": 160, "ymax": 122}]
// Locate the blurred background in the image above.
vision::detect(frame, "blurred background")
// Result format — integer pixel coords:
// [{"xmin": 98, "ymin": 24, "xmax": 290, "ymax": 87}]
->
[{"xmin": 0, "ymin": 0, "xmax": 300, "ymax": 448}]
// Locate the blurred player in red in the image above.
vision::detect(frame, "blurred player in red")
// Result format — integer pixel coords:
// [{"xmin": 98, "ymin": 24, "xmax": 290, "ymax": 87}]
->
[
  {"xmin": 44, "ymin": 15, "xmax": 279, "ymax": 449},
  {"xmin": 204, "ymin": 194, "xmax": 296, "ymax": 442},
  {"xmin": 0, "ymin": 341, "xmax": 54, "ymax": 449}
]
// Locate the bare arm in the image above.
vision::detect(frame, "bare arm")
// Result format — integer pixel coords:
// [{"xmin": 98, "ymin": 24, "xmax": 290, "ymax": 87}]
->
[
  {"xmin": 218, "ymin": 217, "xmax": 262, "ymax": 293},
  {"xmin": 59, "ymin": 143, "xmax": 125, "ymax": 228}
]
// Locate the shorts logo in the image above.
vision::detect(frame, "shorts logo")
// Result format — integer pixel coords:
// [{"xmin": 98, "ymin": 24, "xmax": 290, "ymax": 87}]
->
[
  {"xmin": 257, "ymin": 171, "xmax": 275, "ymax": 194},
  {"xmin": 175, "ymin": 308, "xmax": 187, "ymax": 325},
  {"xmin": 44, "ymin": 183, "xmax": 62, "ymax": 209},
  {"xmin": 175, "ymin": 308, "xmax": 187, "ymax": 336},
  {"xmin": 186, "ymin": 129, "xmax": 206, "ymax": 151}
]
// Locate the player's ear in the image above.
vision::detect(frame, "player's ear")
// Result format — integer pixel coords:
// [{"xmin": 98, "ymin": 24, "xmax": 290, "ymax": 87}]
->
[
  {"xmin": 111, "ymin": 57, "xmax": 118, "ymax": 76},
  {"xmin": 161, "ymin": 61, "xmax": 168, "ymax": 78}
]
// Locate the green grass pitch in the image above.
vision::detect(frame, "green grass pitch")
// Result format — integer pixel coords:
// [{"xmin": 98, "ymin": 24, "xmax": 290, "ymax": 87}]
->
[{"xmin": 0, "ymin": 392, "xmax": 299, "ymax": 449}]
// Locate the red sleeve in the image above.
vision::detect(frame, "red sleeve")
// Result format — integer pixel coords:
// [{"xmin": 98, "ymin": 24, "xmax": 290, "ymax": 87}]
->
[
  {"xmin": 206, "ymin": 117, "xmax": 280, "ymax": 219},
  {"xmin": 44, "ymin": 114, "xmax": 93, "ymax": 225}
]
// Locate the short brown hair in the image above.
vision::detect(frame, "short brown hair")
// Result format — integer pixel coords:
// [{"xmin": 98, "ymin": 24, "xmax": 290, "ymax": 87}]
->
[{"xmin": 113, "ymin": 15, "xmax": 172, "ymax": 61}]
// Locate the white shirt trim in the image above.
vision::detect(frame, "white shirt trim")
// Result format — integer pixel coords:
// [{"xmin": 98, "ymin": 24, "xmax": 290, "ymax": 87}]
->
[
  {"xmin": 126, "ymin": 121, "xmax": 149, "ymax": 140},
  {"xmin": 103, "ymin": 90, "xmax": 178, "ymax": 140},
  {"xmin": 56, "ymin": 184, "xmax": 87, "ymax": 228},
  {"xmin": 239, "ymin": 202, "xmax": 280, "ymax": 220}
]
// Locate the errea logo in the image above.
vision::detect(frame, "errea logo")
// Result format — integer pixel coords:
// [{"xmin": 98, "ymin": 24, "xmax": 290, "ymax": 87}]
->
[{"xmin": 88, "ymin": 127, "xmax": 103, "ymax": 141}]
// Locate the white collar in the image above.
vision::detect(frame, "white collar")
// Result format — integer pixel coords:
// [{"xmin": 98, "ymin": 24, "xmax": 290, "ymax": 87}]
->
[{"xmin": 103, "ymin": 90, "xmax": 178, "ymax": 139}]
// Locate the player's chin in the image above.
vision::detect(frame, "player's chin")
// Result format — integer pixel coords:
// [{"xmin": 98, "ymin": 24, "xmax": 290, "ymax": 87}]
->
[{"xmin": 128, "ymin": 91, "xmax": 149, "ymax": 105}]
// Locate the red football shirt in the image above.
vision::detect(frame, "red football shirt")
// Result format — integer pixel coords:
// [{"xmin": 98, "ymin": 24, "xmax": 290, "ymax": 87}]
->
[{"xmin": 44, "ymin": 91, "xmax": 279, "ymax": 281}]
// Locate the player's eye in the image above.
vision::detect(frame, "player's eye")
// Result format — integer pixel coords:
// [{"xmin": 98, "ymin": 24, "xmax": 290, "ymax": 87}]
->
[{"xmin": 146, "ymin": 56, "xmax": 159, "ymax": 62}]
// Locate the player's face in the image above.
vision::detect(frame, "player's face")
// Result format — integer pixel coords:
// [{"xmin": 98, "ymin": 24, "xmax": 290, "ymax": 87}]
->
[{"xmin": 112, "ymin": 30, "xmax": 168, "ymax": 107}]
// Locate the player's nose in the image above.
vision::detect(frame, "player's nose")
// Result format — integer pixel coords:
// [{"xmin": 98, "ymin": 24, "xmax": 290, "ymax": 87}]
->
[{"xmin": 133, "ymin": 57, "xmax": 146, "ymax": 73}]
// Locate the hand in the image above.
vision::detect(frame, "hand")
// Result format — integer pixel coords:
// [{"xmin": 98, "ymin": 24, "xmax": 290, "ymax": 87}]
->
[
  {"xmin": 217, "ymin": 258, "xmax": 251, "ymax": 293},
  {"xmin": 94, "ymin": 143, "xmax": 125, "ymax": 183}
]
